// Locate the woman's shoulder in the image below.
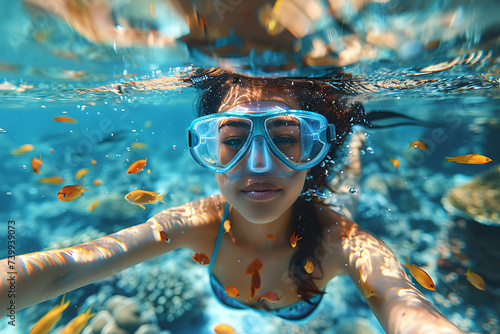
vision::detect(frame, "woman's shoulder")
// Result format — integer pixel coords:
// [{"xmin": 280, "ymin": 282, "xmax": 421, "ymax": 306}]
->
[
  {"xmin": 150, "ymin": 194, "xmax": 227, "ymax": 253},
  {"xmin": 317, "ymin": 202, "xmax": 358, "ymax": 237}
]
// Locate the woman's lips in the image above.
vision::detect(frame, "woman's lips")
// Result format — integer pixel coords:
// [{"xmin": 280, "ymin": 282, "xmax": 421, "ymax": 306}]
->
[{"xmin": 242, "ymin": 183, "xmax": 280, "ymax": 200}]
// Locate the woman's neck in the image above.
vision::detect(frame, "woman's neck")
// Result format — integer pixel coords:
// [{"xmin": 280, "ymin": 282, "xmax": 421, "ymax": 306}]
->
[{"xmin": 228, "ymin": 205, "xmax": 294, "ymax": 250}]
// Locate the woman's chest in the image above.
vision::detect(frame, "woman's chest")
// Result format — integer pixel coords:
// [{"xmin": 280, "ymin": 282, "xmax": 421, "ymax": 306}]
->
[{"xmin": 210, "ymin": 242, "xmax": 309, "ymax": 309}]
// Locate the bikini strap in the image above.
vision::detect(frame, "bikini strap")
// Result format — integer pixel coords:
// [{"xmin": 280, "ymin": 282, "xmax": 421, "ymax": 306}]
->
[{"xmin": 208, "ymin": 202, "xmax": 230, "ymax": 271}]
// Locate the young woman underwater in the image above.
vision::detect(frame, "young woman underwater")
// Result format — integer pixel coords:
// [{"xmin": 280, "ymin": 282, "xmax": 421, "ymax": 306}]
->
[{"xmin": 0, "ymin": 68, "xmax": 466, "ymax": 333}]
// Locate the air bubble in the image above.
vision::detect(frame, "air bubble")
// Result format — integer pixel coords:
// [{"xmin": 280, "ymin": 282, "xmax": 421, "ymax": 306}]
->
[
  {"xmin": 367, "ymin": 147, "xmax": 375, "ymax": 154},
  {"xmin": 349, "ymin": 188, "xmax": 358, "ymax": 194}
]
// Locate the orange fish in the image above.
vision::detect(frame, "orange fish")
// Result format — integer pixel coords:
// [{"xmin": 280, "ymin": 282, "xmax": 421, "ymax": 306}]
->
[
  {"xmin": 290, "ymin": 231, "xmax": 302, "ymax": 248},
  {"xmin": 304, "ymin": 260, "xmax": 314, "ymax": 274},
  {"xmin": 245, "ymin": 258, "xmax": 263, "ymax": 274},
  {"xmin": 409, "ymin": 140, "xmax": 428, "ymax": 150},
  {"xmin": 124, "ymin": 190, "xmax": 166, "ymax": 209},
  {"xmin": 389, "ymin": 158, "xmax": 400, "ymax": 169},
  {"xmin": 147, "ymin": 169, "xmax": 151, "ymax": 174},
  {"xmin": 213, "ymin": 324, "xmax": 236, "ymax": 334},
  {"xmin": 401, "ymin": 256, "xmax": 436, "ymax": 290},
  {"xmin": 50, "ymin": 148, "xmax": 54, "ymax": 153},
  {"xmin": 266, "ymin": 234, "xmax": 276, "ymax": 241},
  {"xmin": 444, "ymin": 154, "xmax": 492, "ymax": 164},
  {"xmin": 127, "ymin": 158, "xmax": 147, "ymax": 174},
  {"xmin": 60, "ymin": 304, "xmax": 95, "ymax": 334},
  {"xmin": 75, "ymin": 168, "xmax": 89, "ymax": 180},
  {"xmin": 57, "ymin": 181, "xmax": 90, "ymax": 202},
  {"xmin": 92, "ymin": 180, "xmax": 102, "ymax": 186},
  {"xmin": 11, "ymin": 144, "xmax": 34, "ymax": 155},
  {"xmin": 259, "ymin": 291, "xmax": 280, "ymax": 303},
  {"xmin": 223, "ymin": 220, "xmax": 231, "ymax": 234},
  {"xmin": 88, "ymin": 201, "xmax": 100, "ymax": 211},
  {"xmin": 224, "ymin": 285, "xmax": 240, "ymax": 298},
  {"xmin": 250, "ymin": 271, "xmax": 261, "ymax": 298},
  {"xmin": 39, "ymin": 176, "xmax": 64, "ymax": 184},
  {"xmin": 465, "ymin": 267, "xmax": 485, "ymax": 290},
  {"xmin": 54, "ymin": 116, "xmax": 77, "ymax": 123},
  {"xmin": 30, "ymin": 295, "xmax": 70, "ymax": 334},
  {"xmin": 31, "ymin": 155, "xmax": 44, "ymax": 174},
  {"xmin": 90, "ymin": 159, "xmax": 97, "ymax": 165},
  {"xmin": 359, "ymin": 267, "xmax": 378, "ymax": 298},
  {"xmin": 150, "ymin": 3, "xmax": 154, "ymax": 18},
  {"xmin": 159, "ymin": 231, "xmax": 170, "ymax": 243},
  {"xmin": 191, "ymin": 252, "xmax": 210, "ymax": 265}
]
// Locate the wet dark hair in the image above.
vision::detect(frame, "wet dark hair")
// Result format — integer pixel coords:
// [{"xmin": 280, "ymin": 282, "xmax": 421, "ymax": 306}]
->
[{"xmin": 185, "ymin": 68, "xmax": 366, "ymax": 301}]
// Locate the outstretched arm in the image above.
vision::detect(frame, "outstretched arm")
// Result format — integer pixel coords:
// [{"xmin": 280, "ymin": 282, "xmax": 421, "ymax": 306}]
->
[
  {"xmin": 0, "ymin": 196, "xmax": 223, "ymax": 317},
  {"xmin": 342, "ymin": 225, "xmax": 465, "ymax": 334}
]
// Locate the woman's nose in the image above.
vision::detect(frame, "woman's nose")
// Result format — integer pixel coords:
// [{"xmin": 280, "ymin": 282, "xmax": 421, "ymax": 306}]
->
[{"xmin": 244, "ymin": 135, "xmax": 274, "ymax": 174}]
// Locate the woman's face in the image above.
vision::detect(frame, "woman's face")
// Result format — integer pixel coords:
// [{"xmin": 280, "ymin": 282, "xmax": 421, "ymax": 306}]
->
[{"xmin": 214, "ymin": 101, "xmax": 309, "ymax": 224}]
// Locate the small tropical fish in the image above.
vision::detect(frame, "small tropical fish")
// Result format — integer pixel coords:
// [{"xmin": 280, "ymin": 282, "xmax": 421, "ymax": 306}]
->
[
  {"xmin": 260, "ymin": 291, "xmax": 280, "ymax": 303},
  {"xmin": 147, "ymin": 169, "xmax": 151, "ymax": 174},
  {"xmin": 266, "ymin": 234, "xmax": 276, "ymax": 241},
  {"xmin": 124, "ymin": 190, "xmax": 166, "ymax": 209},
  {"xmin": 60, "ymin": 304, "xmax": 95, "ymax": 334},
  {"xmin": 31, "ymin": 155, "xmax": 44, "ymax": 174},
  {"xmin": 224, "ymin": 285, "xmax": 240, "ymax": 298},
  {"xmin": 465, "ymin": 267, "xmax": 485, "ymax": 290},
  {"xmin": 30, "ymin": 295, "xmax": 70, "ymax": 334},
  {"xmin": 191, "ymin": 252, "xmax": 210, "ymax": 265},
  {"xmin": 213, "ymin": 324, "xmax": 236, "ymax": 334},
  {"xmin": 150, "ymin": 3, "xmax": 154, "ymax": 18},
  {"xmin": 159, "ymin": 231, "xmax": 170, "ymax": 243},
  {"xmin": 54, "ymin": 116, "xmax": 77, "ymax": 123},
  {"xmin": 11, "ymin": 144, "xmax": 34, "ymax": 155},
  {"xmin": 290, "ymin": 231, "xmax": 302, "ymax": 248},
  {"xmin": 245, "ymin": 258, "xmax": 263, "ymax": 274},
  {"xmin": 90, "ymin": 159, "xmax": 97, "ymax": 165},
  {"xmin": 401, "ymin": 256, "xmax": 436, "ymax": 290},
  {"xmin": 304, "ymin": 260, "xmax": 314, "ymax": 274},
  {"xmin": 49, "ymin": 148, "xmax": 54, "ymax": 153},
  {"xmin": 389, "ymin": 158, "xmax": 400, "ymax": 169},
  {"xmin": 359, "ymin": 267, "xmax": 378, "ymax": 298},
  {"xmin": 250, "ymin": 271, "xmax": 261, "ymax": 298},
  {"xmin": 88, "ymin": 201, "xmax": 100, "ymax": 211},
  {"xmin": 57, "ymin": 181, "xmax": 90, "ymax": 202},
  {"xmin": 92, "ymin": 180, "xmax": 102, "ymax": 186},
  {"xmin": 409, "ymin": 140, "xmax": 428, "ymax": 150},
  {"xmin": 39, "ymin": 176, "xmax": 64, "ymax": 184},
  {"xmin": 444, "ymin": 154, "xmax": 492, "ymax": 164},
  {"xmin": 223, "ymin": 220, "xmax": 231, "ymax": 234},
  {"xmin": 75, "ymin": 168, "xmax": 89, "ymax": 180},
  {"xmin": 131, "ymin": 142, "xmax": 147, "ymax": 149},
  {"xmin": 127, "ymin": 158, "xmax": 147, "ymax": 174}
]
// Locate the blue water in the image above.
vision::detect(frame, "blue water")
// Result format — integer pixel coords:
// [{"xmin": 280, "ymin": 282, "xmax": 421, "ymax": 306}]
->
[{"xmin": 1, "ymin": 1, "xmax": 500, "ymax": 333}]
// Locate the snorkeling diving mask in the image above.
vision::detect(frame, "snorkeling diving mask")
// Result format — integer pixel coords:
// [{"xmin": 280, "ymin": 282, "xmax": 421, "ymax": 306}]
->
[{"xmin": 187, "ymin": 108, "xmax": 336, "ymax": 173}]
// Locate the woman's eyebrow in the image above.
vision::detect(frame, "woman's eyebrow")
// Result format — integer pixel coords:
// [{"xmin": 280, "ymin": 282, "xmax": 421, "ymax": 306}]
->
[{"xmin": 219, "ymin": 119, "xmax": 251, "ymax": 130}]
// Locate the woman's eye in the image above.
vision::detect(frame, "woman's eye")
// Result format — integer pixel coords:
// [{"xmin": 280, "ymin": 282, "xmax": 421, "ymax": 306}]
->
[
  {"xmin": 222, "ymin": 137, "xmax": 246, "ymax": 148},
  {"xmin": 272, "ymin": 136, "xmax": 298, "ymax": 146}
]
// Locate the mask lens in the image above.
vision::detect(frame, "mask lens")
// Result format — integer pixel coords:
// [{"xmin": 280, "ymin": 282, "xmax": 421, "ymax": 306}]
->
[
  {"xmin": 218, "ymin": 117, "xmax": 252, "ymax": 165},
  {"xmin": 266, "ymin": 114, "xmax": 326, "ymax": 165}
]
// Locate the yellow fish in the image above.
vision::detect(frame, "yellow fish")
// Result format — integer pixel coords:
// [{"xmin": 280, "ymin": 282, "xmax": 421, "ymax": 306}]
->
[
  {"xmin": 304, "ymin": 260, "xmax": 314, "ymax": 274},
  {"xmin": 124, "ymin": 190, "xmax": 166, "ymax": 209},
  {"xmin": 444, "ymin": 154, "xmax": 492, "ymax": 164},
  {"xmin": 389, "ymin": 157, "xmax": 400, "ymax": 169},
  {"xmin": 409, "ymin": 140, "xmax": 428, "ymax": 150},
  {"xmin": 92, "ymin": 180, "xmax": 102, "ymax": 186},
  {"xmin": 465, "ymin": 267, "xmax": 485, "ymax": 290},
  {"xmin": 30, "ymin": 295, "xmax": 70, "ymax": 334},
  {"xmin": 131, "ymin": 142, "xmax": 148, "ymax": 149},
  {"xmin": 57, "ymin": 181, "xmax": 90, "ymax": 202},
  {"xmin": 90, "ymin": 159, "xmax": 97, "ymax": 165},
  {"xmin": 88, "ymin": 201, "xmax": 100, "ymax": 211},
  {"xmin": 39, "ymin": 176, "xmax": 64, "ymax": 184},
  {"xmin": 60, "ymin": 305, "xmax": 95, "ymax": 334},
  {"xmin": 401, "ymin": 256, "xmax": 436, "ymax": 290},
  {"xmin": 223, "ymin": 220, "xmax": 231, "ymax": 234},
  {"xmin": 11, "ymin": 144, "xmax": 34, "ymax": 155},
  {"xmin": 75, "ymin": 168, "xmax": 89, "ymax": 180},
  {"xmin": 359, "ymin": 267, "xmax": 378, "ymax": 298}
]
